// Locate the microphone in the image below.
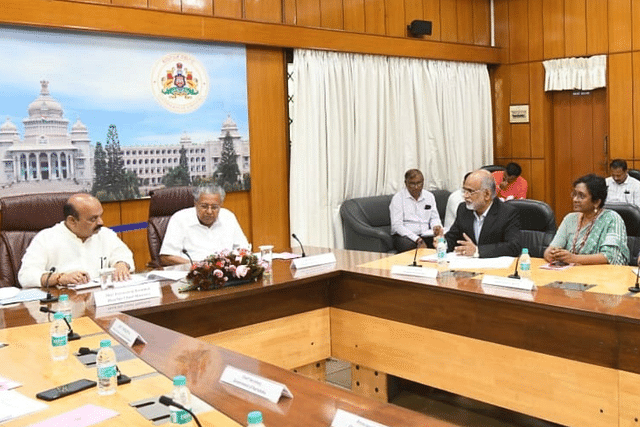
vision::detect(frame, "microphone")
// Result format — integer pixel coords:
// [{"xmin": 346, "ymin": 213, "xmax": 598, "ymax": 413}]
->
[
  {"xmin": 630, "ymin": 265, "xmax": 640, "ymax": 293},
  {"xmin": 181, "ymin": 249, "xmax": 194, "ymax": 265},
  {"xmin": 39, "ymin": 306, "xmax": 80, "ymax": 341},
  {"xmin": 408, "ymin": 243, "xmax": 422, "ymax": 268},
  {"xmin": 159, "ymin": 395, "xmax": 203, "ymax": 427},
  {"xmin": 40, "ymin": 267, "xmax": 58, "ymax": 304},
  {"xmin": 291, "ymin": 233, "xmax": 307, "ymax": 257},
  {"xmin": 508, "ymin": 254, "xmax": 521, "ymax": 279}
]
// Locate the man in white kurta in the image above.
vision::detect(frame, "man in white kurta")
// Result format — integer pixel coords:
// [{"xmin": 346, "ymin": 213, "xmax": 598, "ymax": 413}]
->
[
  {"xmin": 159, "ymin": 186, "xmax": 249, "ymax": 265},
  {"xmin": 18, "ymin": 194, "xmax": 134, "ymax": 288}
]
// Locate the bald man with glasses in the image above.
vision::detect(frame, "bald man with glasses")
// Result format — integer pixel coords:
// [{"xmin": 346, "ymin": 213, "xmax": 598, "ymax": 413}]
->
[{"xmin": 445, "ymin": 169, "xmax": 521, "ymax": 258}]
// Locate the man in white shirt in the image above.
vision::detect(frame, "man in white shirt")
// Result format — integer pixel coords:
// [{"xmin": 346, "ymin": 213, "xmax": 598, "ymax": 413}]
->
[
  {"xmin": 390, "ymin": 169, "xmax": 443, "ymax": 253},
  {"xmin": 444, "ymin": 172, "xmax": 471, "ymax": 229},
  {"xmin": 18, "ymin": 193, "xmax": 134, "ymax": 288},
  {"xmin": 606, "ymin": 159, "xmax": 640, "ymax": 207},
  {"xmin": 160, "ymin": 185, "xmax": 249, "ymax": 265}
]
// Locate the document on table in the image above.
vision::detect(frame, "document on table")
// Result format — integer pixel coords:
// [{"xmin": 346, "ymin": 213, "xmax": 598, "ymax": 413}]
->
[
  {"xmin": 0, "ymin": 390, "xmax": 48, "ymax": 423},
  {"xmin": 421, "ymin": 253, "xmax": 515, "ymax": 269},
  {"xmin": 27, "ymin": 404, "xmax": 119, "ymax": 427},
  {"xmin": 0, "ymin": 288, "xmax": 46, "ymax": 305},
  {"xmin": 70, "ymin": 273, "xmax": 165, "ymax": 291},
  {"xmin": 146, "ymin": 270, "xmax": 189, "ymax": 281}
]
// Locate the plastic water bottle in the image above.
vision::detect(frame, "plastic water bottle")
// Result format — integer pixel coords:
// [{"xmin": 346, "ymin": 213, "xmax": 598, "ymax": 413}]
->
[
  {"xmin": 170, "ymin": 375, "xmax": 193, "ymax": 425},
  {"xmin": 436, "ymin": 237, "xmax": 447, "ymax": 268},
  {"xmin": 57, "ymin": 294, "xmax": 72, "ymax": 326},
  {"xmin": 247, "ymin": 411, "xmax": 266, "ymax": 427},
  {"xmin": 96, "ymin": 339, "xmax": 117, "ymax": 395},
  {"xmin": 519, "ymin": 248, "xmax": 532, "ymax": 280},
  {"xmin": 50, "ymin": 312, "xmax": 68, "ymax": 361}
]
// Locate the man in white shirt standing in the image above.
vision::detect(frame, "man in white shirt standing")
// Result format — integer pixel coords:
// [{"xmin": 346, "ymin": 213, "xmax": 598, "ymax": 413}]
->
[
  {"xmin": 606, "ymin": 159, "xmax": 640, "ymax": 207},
  {"xmin": 160, "ymin": 185, "xmax": 249, "ymax": 265},
  {"xmin": 389, "ymin": 169, "xmax": 443, "ymax": 253},
  {"xmin": 18, "ymin": 193, "xmax": 134, "ymax": 288}
]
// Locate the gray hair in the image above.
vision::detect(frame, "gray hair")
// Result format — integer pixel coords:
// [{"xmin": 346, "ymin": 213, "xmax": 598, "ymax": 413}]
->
[
  {"xmin": 479, "ymin": 171, "xmax": 496, "ymax": 198},
  {"xmin": 193, "ymin": 185, "xmax": 226, "ymax": 203}
]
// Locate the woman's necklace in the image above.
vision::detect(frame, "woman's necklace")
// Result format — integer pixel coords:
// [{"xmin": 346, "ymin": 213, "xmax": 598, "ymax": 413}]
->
[{"xmin": 570, "ymin": 209, "xmax": 602, "ymax": 254}]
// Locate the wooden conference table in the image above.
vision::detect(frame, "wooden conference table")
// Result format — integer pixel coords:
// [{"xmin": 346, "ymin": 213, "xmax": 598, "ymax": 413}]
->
[{"xmin": 3, "ymin": 248, "xmax": 640, "ymax": 427}]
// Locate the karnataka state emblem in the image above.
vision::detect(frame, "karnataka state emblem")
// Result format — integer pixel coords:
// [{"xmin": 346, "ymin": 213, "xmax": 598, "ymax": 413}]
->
[{"xmin": 151, "ymin": 53, "xmax": 209, "ymax": 114}]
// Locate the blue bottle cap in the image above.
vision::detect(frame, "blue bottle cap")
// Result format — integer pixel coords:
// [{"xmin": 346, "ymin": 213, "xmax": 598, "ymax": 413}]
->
[
  {"xmin": 59, "ymin": 294, "xmax": 68, "ymax": 302},
  {"xmin": 53, "ymin": 312, "xmax": 64, "ymax": 320},
  {"xmin": 247, "ymin": 411, "xmax": 263, "ymax": 424},
  {"xmin": 99, "ymin": 339, "xmax": 111, "ymax": 348},
  {"xmin": 173, "ymin": 375, "xmax": 186, "ymax": 386}
]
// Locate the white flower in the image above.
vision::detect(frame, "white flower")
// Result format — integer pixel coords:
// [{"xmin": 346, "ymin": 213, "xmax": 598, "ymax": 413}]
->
[{"xmin": 236, "ymin": 265, "xmax": 249, "ymax": 278}]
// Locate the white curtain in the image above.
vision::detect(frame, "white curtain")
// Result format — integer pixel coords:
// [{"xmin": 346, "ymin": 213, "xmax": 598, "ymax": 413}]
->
[
  {"xmin": 289, "ymin": 49, "xmax": 493, "ymax": 249},
  {"xmin": 543, "ymin": 55, "xmax": 607, "ymax": 91}
]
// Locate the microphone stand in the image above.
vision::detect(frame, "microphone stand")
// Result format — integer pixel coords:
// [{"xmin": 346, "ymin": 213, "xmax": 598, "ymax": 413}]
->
[
  {"xmin": 159, "ymin": 395, "xmax": 203, "ymax": 427},
  {"xmin": 181, "ymin": 249, "xmax": 194, "ymax": 265},
  {"xmin": 40, "ymin": 267, "xmax": 58, "ymax": 304},
  {"xmin": 39, "ymin": 306, "xmax": 80, "ymax": 340},
  {"xmin": 291, "ymin": 233, "xmax": 307, "ymax": 257},
  {"xmin": 630, "ymin": 265, "xmax": 640, "ymax": 293},
  {"xmin": 408, "ymin": 243, "xmax": 422, "ymax": 267},
  {"xmin": 508, "ymin": 254, "xmax": 521, "ymax": 279}
]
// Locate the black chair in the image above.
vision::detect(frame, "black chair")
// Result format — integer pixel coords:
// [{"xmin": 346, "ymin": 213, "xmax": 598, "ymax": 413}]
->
[
  {"xmin": 481, "ymin": 164, "xmax": 505, "ymax": 173},
  {"xmin": 627, "ymin": 236, "xmax": 640, "ymax": 266},
  {"xmin": 604, "ymin": 202, "xmax": 640, "ymax": 237},
  {"xmin": 505, "ymin": 199, "xmax": 557, "ymax": 233},
  {"xmin": 628, "ymin": 169, "xmax": 640, "ymax": 182},
  {"xmin": 340, "ymin": 195, "xmax": 395, "ymax": 253},
  {"xmin": 431, "ymin": 189, "xmax": 451, "ymax": 224}
]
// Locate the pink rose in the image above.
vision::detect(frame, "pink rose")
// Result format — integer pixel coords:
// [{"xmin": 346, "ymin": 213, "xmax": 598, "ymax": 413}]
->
[{"xmin": 214, "ymin": 269, "xmax": 224, "ymax": 278}]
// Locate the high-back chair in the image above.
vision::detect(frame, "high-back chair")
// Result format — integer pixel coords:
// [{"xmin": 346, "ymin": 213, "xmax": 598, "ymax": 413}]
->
[
  {"xmin": 604, "ymin": 202, "xmax": 640, "ymax": 237},
  {"xmin": 0, "ymin": 192, "xmax": 74, "ymax": 287},
  {"xmin": 505, "ymin": 199, "xmax": 557, "ymax": 258},
  {"xmin": 147, "ymin": 186, "xmax": 194, "ymax": 268}
]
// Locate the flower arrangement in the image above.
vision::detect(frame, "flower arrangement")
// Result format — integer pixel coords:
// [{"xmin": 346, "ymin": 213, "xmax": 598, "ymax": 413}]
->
[{"xmin": 180, "ymin": 248, "xmax": 265, "ymax": 291}]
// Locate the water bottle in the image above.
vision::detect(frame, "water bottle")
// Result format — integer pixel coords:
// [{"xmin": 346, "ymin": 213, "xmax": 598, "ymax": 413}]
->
[
  {"xmin": 519, "ymin": 248, "xmax": 532, "ymax": 280},
  {"xmin": 57, "ymin": 294, "xmax": 72, "ymax": 326},
  {"xmin": 247, "ymin": 411, "xmax": 266, "ymax": 427},
  {"xmin": 170, "ymin": 375, "xmax": 193, "ymax": 425},
  {"xmin": 49, "ymin": 312, "xmax": 68, "ymax": 361},
  {"xmin": 436, "ymin": 237, "xmax": 447, "ymax": 268},
  {"xmin": 96, "ymin": 339, "xmax": 117, "ymax": 395}
]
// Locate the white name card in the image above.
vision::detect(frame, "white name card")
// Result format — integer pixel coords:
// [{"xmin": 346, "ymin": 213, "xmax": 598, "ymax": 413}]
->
[
  {"xmin": 109, "ymin": 318, "xmax": 147, "ymax": 347},
  {"xmin": 390, "ymin": 265, "xmax": 438, "ymax": 278},
  {"xmin": 481, "ymin": 275, "xmax": 535, "ymax": 291},
  {"xmin": 219, "ymin": 366, "xmax": 292, "ymax": 403},
  {"xmin": 291, "ymin": 252, "xmax": 337, "ymax": 269},
  {"xmin": 331, "ymin": 409, "xmax": 389, "ymax": 427},
  {"xmin": 94, "ymin": 282, "xmax": 162, "ymax": 308}
]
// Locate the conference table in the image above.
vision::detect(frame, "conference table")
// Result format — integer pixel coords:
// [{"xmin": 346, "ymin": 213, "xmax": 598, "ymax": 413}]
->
[{"xmin": 3, "ymin": 247, "xmax": 640, "ymax": 427}]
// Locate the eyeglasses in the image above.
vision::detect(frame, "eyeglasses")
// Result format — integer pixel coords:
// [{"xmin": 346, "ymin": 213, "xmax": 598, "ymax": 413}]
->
[
  {"xmin": 406, "ymin": 180, "xmax": 424, "ymax": 188},
  {"xmin": 197, "ymin": 204, "xmax": 221, "ymax": 211},
  {"xmin": 462, "ymin": 188, "xmax": 482, "ymax": 196},
  {"xmin": 570, "ymin": 191, "xmax": 589, "ymax": 200}
]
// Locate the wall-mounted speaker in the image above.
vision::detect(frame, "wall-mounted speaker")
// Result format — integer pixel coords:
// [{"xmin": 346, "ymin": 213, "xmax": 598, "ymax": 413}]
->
[{"xmin": 407, "ymin": 20, "xmax": 433, "ymax": 37}]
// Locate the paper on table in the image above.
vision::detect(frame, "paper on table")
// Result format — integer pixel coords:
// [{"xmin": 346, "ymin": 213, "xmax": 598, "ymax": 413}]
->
[
  {"xmin": 27, "ymin": 404, "xmax": 118, "ymax": 427},
  {"xmin": 0, "ymin": 390, "xmax": 48, "ymax": 423},
  {"xmin": 0, "ymin": 288, "xmax": 47, "ymax": 305},
  {"xmin": 0, "ymin": 376, "xmax": 21, "ymax": 391},
  {"xmin": 146, "ymin": 270, "xmax": 189, "ymax": 281},
  {"xmin": 421, "ymin": 253, "xmax": 515, "ymax": 269},
  {"xmin": 70, "ymin": 273, "xmax": 157, "ymax": 290}
]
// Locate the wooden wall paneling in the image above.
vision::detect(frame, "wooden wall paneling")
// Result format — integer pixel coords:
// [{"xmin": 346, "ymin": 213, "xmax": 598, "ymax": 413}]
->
[
  {"xmin": 385, "ymin": 0, "xmax": 406, "ymax": 36},
  {"xmin": 510, "ymin": 63, "xmax": 531, "ymax": 158},
  {"xmin": 508, "ymin": 0, "xmax": 529, "ymax": 64},
  {"xmin": 491, "ymin": 65, "xmax": 512, "ymax": 158},
  {"xmin": 543, "ymin": 0, "xmax": 566, "ymax": 59},
  {"xmin": 586, "ymin": 0, "xmax": 608, "ymax": 55},
  {"xmin": 101, "ymin": 201, "xmax": 122, "ymax": 228},
  {"xmin": 530, "ymin": 159, "xmax": 546, "ymax": 201},
  {"xmin": 591, "ymin": 89, "xmax": 608, "ymax": 176},
  {"xmin": 529, "ymin": 61, "xmax": 547, "ymax": 159},
  {"xmin": 634, "ymin": 0, "xmax": 640, "ymax": 51},
  {"xmin": 120, "ymin": 198, "xmax": 152, "ymax": 272},
  {"xmin": 528, "ymin": 0, "xmax": 544, "ymax": 61},
  {"xmin": 570, "ymin": 93, "xmax": 595, "ymax": 177},
  {"xmin": 224, "ymin": 191, "xmax": 252, "ymax": 243},
  {"xmin": 320, "ymin": 0, "xmax": 345, "ymax": 29},
  {"xmin": 112, "ymin": 0, "xmax": 148, "ymax": 7},
  {"xmin": 552, "ymin": 91, "xmax": 573, "ymax": 219},
  {"xmin": 246, "ymin": 0, "xmax": 282, "ymax": 22},
  {"xmin": 472, "ymin": 0, "xmax": 490, "ymax": 46},
  {"xmin": 215, "ymin": 0, "xmax": 243, "ymax": 18},
  {"xmin": 246, "ymin": 47, "xmax": 290, "ymax": 250},
  {"xmin": 182, "ymin": 0, "xmax": 213, "ymax": 15},
  {"xmin": 297, "ymin": 0, "xmax": 322, "ymax": 27},
  {"xmin": 343, "ymin": 0, "xmax": 366, "ymax": 32},
  {"xmin": 283, "ymin": 0, "xmax": 297, "ymax": 24},
  {"xmin": 493, "ymin": 0, "xmax": 509, "ymax": 51},
  {"xmin": 609, "ymin": 0, "xmax": 632, "ymax": 53},
  {"xmin": 439, "ymin": 0, "xmax": 458, "ymax": 42},
  {"xmin": 516, "ymin": 160, "xmax": 532, "ymax": 197},
  {"xmin": 364, "ymin": 0, "xmax": 387, "ymax": 35},
  {"xmin": 455, "ymin": 0, "xmax": 474, "ymax": 44},
  {"xmin": 422, "ymin": 0, "xmax": 441, "ymax": 40},
  {"xmin": 404, "ymin": 0, "xmax": 424, "ymax": 35},
  {"xmin": 74, "ymin": 0, "xmax": 110, "ymax": 4},
  {"xmin": 148, "ymin": 0, "xmax": 181, "ymax": 12},
  {"xmin": 633, "ymin": 52, "xmax": 640, "ymax": 160},
  {"xmin": 564, "ymin": 0, "xmax": 587, "ymax": 58},
  {"xmin": 609, "ymin": 53, "xmax": 634, "ymax": 160}
]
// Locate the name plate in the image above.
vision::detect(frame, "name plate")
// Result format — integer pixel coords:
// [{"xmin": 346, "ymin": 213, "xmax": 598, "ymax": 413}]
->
[
  {"xmin": 481, "ymin": 275, "xmax": 535, "ymax": 291},
  {"xmin": 390, "ymin": 265, "xmax": 438, "ymax": 278},
  {"xmin": 220, "ymin": 366, "xmax": 292, "ymax": 403},
  {"xmin": 109, "ymin": 318, "xmax": 147, "ymax": 347},
  {"xmin": 291, "ymin": 252, "xmax": 337, "ymax": 269},
  {"xmin": 94, "ymin": 282, "xmax": 162, "ymax": 308},
  {"xmin": 331, "ymin": 409, "xmax": 389, "ymax": 427}
]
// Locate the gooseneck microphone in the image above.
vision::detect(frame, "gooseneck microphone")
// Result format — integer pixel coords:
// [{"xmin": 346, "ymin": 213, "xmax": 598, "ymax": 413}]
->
[
  {"xmin": 39, "ymin": 306, "xmax": 80, "ymax": 341},
  {"xmin": 291, "ymin": 233, "xmax": 307, "ymax": 257},
  {"xmin": 508, "ymin": 254, "xmax": 521, "ymax": 279},
  {"xmin": 40, "ymin": 267, "xmax": 58, "ymax": 304},
  {"xmin": 182, "ymin": 249, "xmax": 194, "ymax": 265},
  {"xmin": 159, "ymin": 395, "xmax": 203, "ymax": 427},
  {"xmin": 629, "ymin": 265, "xmax": 640, "ymax": 293},
  {"xmin": 408, "ymin": 243, "xmax": 422, "ymax": 268}
]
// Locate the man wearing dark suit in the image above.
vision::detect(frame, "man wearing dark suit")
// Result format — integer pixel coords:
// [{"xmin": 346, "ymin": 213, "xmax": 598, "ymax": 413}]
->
[{"xmin": 445, "ymin": 169, "xmax": 521, "ymax": 258}]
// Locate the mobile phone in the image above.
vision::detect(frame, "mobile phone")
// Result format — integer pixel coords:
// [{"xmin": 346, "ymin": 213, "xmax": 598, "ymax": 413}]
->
[{"xmin": 36, "ymin": 378, "xmax": 96, "ymax": 401}]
